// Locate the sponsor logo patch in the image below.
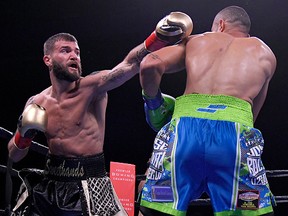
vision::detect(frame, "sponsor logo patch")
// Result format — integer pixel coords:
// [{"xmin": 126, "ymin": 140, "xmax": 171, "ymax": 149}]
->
[
  {"xmin": 151, "ymin": 185, "xmax": 174, "ymax": 202},
  {"xmin": 237, "ymin": 190, "xmax": 259, "ymax": 210}
]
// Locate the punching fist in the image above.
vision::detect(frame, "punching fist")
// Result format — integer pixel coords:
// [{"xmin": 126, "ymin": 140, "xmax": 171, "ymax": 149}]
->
[
  {"xmin": 14, "ymin": 103, "xmax": 48, "ymax": 149},
  {"xmin": 145, "ymin": 12, "xmax": 193, "ymax": 52},
  {"xmin": 143, "ymin": 89, "xmax": 175, "ymax": 132}
]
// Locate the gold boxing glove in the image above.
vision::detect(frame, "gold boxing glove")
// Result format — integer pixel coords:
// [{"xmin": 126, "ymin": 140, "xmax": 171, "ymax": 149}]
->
[
  {"xmin": 14, "ymin": 103, "xmax": 48, "ymax": 149},
  {"xmin": 144, "ymin": 11, "xmax": 193, "ymax": 52}
]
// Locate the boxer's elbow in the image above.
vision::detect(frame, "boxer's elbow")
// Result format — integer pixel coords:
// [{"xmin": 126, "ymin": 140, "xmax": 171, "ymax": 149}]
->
[{"xmin": 140, "ymin": 54, "xmax": 165, "ymax": 77}]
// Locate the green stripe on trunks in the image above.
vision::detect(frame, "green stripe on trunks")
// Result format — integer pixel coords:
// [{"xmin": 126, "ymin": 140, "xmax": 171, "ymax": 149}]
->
[{"xmin": 172, "ymin": 94, "xmax": 253, "ymax": 127}]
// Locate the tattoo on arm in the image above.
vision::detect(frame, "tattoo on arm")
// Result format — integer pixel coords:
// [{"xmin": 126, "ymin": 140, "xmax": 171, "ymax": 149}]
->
[
  {"xmin": 135, "ymin": 47, "xmax": 150, "ymax": 64},
  {"xmin": 145, "ymin": 53, "xmax": 164, "ymax": 66},
  {"xmin": 88, "ymin": 71, "xmax": 100, "ymax": 76},
  {"xmin": 149, "ymin": 53, "xmax": 163, "ymax": 62},
  {"xmin": 91, "ymin": 46, "xmax": 149, "ymax": 84},
  {"xmin": 101, "ymin": 68, "xmax": 125, "ymax": 83}
]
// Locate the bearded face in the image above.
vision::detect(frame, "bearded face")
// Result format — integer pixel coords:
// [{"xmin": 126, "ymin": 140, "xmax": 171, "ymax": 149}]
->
[{"xmin": 52, "ymin": 59, "xmax": 82, "ymax": 82}]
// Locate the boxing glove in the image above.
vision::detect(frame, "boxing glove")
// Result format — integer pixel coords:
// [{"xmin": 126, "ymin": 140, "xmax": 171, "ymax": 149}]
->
[
  {"xmin": 144, "ymin": 11, "xmax": 193, "ymax": 52},
  {"xmin": 143, "ymin": 89, "xmax": 175, "ymax": 132},
  {"xmin": 14, "ymin": 103, "xmax": 48, "ymax": 149}
]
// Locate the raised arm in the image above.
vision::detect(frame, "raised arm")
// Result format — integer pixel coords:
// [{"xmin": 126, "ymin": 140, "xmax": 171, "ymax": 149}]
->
[
  {"xmin": 138, "ymin": 37, "xmax": 188, "ymax": 131},
  {"xmin": 139, "ymin": 42, "xmax": 187, "ymax": 97}
]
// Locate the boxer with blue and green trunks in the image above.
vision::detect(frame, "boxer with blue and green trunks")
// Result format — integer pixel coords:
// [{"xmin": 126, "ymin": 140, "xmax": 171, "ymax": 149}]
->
[{"xmin": 140, "ymin": 94, "xmax": 275, "ymax": 216}]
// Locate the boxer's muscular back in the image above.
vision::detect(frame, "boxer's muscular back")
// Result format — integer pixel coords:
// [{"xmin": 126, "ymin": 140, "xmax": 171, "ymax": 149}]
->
[{"xmin": 184, "ymin": 32, "xmax": 276, "ymax": 108}]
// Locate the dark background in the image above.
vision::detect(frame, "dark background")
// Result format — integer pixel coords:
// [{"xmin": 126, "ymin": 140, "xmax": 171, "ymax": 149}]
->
[{"xmin": 0, "ymin": 0, "xmax": 287, "ymax": 215}]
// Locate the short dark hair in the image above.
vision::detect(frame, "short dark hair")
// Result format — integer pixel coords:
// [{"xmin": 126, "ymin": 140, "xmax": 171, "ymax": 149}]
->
[
  {"xmin": 43, "ymin": 33, "xmax": 78, "ymax": 55},
  {"xmin": 215, "ymin": 6, "xmax": 251, "ymax": 34}
]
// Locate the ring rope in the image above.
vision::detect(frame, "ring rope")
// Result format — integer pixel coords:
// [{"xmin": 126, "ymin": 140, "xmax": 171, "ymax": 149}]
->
[
  {"xmin": 1, "ymin": 126, "xmax": 288, "ymax": 210},
  {"xmin": 0, "ymin": 127, "xmax": 49, "ymax": 155}
]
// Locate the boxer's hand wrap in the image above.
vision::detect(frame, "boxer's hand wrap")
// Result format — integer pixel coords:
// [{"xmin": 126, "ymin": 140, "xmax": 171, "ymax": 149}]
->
[
  {"xmin": 14, "ymin": 103, "xmax": 48, "ymax": 149},
  {"xmin": 144, "ymin": 11, "xmax": 193, "ymax": 52},
  {"xmin": 143, "ymin": 89, "xmax": 175, "ymax": 132}
]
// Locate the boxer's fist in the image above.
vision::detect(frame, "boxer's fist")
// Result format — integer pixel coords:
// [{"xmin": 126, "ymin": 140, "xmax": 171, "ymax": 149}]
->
[
  {"xmin": 14, "ymin": 103, "xmax": 48, "ymax": 149},
  {"xmin": 145, "ymin": 12, "xmax": 193, "ymax": 52},
  {"xmin": 143, "ymin": 89, "xmax": 175, "ymax": 132}
]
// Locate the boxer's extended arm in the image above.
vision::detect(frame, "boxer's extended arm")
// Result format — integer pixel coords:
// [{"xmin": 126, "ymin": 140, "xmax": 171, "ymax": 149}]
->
[
  {"xmin": 95, "ymin": 12, "xmax": 193, "ymax": 93},
  {"xmin": 8, "ymin": 103, "xmax": 47, "ymax": 162},
  {"xmin": 143, "ymin": 89, "xmax": 175, "ymax": 132}
]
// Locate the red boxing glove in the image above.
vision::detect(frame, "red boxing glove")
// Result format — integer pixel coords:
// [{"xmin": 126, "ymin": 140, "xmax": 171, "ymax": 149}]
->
[
  {"xmin": 144, "ymin": 31, "xmax": 171, "ymax": 52},
  {"xmin": 14, "ymin": 131, "xmax": 34, "ymax": 149}
]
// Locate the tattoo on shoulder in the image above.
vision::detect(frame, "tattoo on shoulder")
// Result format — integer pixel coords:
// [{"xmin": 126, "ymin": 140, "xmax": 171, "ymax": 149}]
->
[{"xmin": 150, "ymin": 53, "xmax": 163, "ymax": 61}]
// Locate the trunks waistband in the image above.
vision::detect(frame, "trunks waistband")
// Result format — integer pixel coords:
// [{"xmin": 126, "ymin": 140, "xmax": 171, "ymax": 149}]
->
[
  {"xmin": 172, "ymin": 94, "xmax": 253, "ymax": 127},
  {"xmin": 44, "ymin": 152, "xmax": 107, "ymax": 181}
]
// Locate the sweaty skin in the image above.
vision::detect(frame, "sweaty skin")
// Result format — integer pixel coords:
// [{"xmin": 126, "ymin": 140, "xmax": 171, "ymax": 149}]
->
[
  {"xmin": 8, "ymin": 13, "xmax": 193, "ymax": 162},
  {"xmin": 138, "ymin": 7, "xmax": 277, "ymax": 216},
  {"xmin": 140, "ymin": 32, "xmax": 276, "ymax": 122},
  {"xmin": 8, "ymin": 39, "xmax": 148, "ymax": 161}
]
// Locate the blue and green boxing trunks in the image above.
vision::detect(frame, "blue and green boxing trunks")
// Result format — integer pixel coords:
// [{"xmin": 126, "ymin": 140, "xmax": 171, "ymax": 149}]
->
[{"xmin": 141, "ymin": 94, "xmax": 275, "ymax": 216}]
